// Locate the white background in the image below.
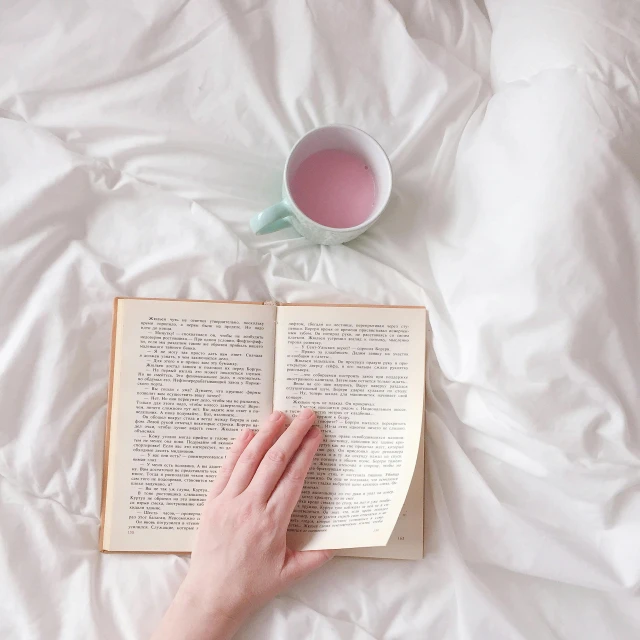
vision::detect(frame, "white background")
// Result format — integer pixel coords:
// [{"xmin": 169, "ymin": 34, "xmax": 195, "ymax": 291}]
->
[{"xmin": 1, "ymin": 1, "xmax": 639, "ymax": 638}]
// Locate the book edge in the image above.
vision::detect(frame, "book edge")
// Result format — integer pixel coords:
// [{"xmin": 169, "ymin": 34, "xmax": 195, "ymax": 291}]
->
[
  {"xmin": 113, "ymin": 296, "xmax": 425, "ymax": 311},
  {"xmin": 112, "ymin": 296, "xmax": 265, "ymax": 305},
  {"xmin": 421, "ymin": 325, "xmax": 428, "ymax": 559},
  {"xmin": 99, "ymin": 297, "xmax": 121, "ymax": 552},
  {"xmin": 280, "ymin": 302, "xmax": 425, "ymax": 309}
]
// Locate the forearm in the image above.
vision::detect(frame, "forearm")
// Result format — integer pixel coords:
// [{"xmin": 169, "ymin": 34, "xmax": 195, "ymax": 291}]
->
[
  {"xmin": 151, "ymin": 409, "xmax": 331, "ymax": 640},
  {"xmin": 151, "ymin": 585, "xmax": 243, "ymax": 640}
]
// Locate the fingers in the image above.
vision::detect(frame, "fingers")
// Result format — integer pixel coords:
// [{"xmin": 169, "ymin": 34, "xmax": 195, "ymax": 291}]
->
[
  {"xmin": 223, "ymin": 410, "xmax": 287, "ymax": 496},
  {"xmin": 266, "ymin": 421, "xmax": 322, "ymax": 517},
  {"xmin": 207, "ymin": 428, "xmax": 255, "ymax": 501},
  {"xmin": 282, "ymin": 548, "xmax": 335, "ymax": 584},
  {"xmin": 249, "ymin": 408, "xmax": 317, "ymax": 503}
]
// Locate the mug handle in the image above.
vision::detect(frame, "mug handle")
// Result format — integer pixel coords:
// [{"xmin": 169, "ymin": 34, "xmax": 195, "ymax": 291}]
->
[{"xmin": 250, "ymin": 201, "xmax": 293, "ymax": 235}]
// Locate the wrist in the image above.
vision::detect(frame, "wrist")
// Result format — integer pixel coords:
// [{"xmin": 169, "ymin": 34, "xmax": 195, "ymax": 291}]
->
[
  {"xmin": 153, "ymin": 582, "xmax": 244, "ymax": 640},
  {"xmin": 180, "ymin": 578, "xmax": 246, "ymax": 639}
]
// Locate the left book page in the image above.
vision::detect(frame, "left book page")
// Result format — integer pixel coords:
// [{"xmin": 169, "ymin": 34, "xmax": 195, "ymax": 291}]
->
[{"xmin": 101, "ymin": 298, "xmax": 276, "ymax": 552}]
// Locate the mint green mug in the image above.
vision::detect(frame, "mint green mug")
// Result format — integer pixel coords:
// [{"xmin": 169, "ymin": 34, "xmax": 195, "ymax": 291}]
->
[{"xmin": 250, "ymin": 124, "xmax": 392, "ymax": 245}]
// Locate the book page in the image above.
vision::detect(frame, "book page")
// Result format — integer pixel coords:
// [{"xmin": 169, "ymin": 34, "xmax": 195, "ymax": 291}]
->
[
  {"xmin": 273, "ymin": 305, "xmax": 426, "ymax": 551},
  {"xmin": 102, "ymin": 299, "xmax": 276, "ymax": 552},
  {"xmin": 340, "ymin": 427, "xmax": 424, "ymax": 560}
]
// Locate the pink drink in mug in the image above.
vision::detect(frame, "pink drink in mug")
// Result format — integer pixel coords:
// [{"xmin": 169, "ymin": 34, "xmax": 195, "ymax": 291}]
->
[
  {"xmin": 289, "ymin": 149, "xmax": 376, "ymax": 229},
  {"xmin": 250, "ymin": 125, "xmax": 392, "ymax": 245}
]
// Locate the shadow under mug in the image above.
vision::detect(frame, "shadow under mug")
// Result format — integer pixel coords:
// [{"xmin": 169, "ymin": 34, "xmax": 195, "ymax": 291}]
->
[{"xmin": 250, "ymin": 124, "xmax": 392, "ymax": 245}]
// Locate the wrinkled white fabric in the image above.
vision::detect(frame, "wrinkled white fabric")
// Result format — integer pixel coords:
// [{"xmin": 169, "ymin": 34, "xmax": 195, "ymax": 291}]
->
[{"xmin": 1, "ymin": 0, "xmax": 639, "ymax": 638}]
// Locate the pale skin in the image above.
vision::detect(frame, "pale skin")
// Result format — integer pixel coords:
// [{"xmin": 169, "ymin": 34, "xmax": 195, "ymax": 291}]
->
[{"xmin": 151, "ymin": 408, "xmax": 334, "ymax": 640}]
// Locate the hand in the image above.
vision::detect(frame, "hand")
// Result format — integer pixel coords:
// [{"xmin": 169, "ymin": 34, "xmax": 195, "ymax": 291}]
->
[{"xmin": 151, "ymin": 408, "xmax": 334, "ymax": 640}]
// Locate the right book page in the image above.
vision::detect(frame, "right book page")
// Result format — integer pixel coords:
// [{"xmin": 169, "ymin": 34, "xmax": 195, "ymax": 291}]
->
[
  {"xmin": 341, "ymin": 425, "xmax": 424, "ymax": 560},
  {"xmin": 273, "ymin": 304, "xmax": 426, "ymax": 552}
]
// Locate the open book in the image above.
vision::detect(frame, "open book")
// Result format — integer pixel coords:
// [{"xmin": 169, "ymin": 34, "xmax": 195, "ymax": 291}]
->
[{"xmin": 101, "ymin": 298, "xmax": 427, "ymax": 559}]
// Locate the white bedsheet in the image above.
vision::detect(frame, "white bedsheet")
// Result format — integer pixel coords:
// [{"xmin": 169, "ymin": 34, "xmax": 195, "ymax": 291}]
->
[{"xmin": 1, "ymin": 1, "xmax": 639, "ymax": 638}]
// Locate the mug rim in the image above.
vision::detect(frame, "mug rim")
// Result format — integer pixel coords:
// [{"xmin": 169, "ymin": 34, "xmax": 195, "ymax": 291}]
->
[{"xmin": 283, "ymin": 124, "xmax": 392, "ymax": 234}]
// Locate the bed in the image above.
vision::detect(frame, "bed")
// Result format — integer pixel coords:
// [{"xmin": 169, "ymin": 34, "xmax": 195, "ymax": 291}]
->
[{"xmin": 1, "ymin": 0, "xmax": 639, "ymax": 638}]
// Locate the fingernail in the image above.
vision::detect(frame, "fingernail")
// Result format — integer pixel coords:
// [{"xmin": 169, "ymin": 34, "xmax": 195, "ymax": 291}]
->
[
  {"xmin": 241, "ymin": 428, "xmax": 253, "ymax": 439},
  {"xmin": 307, "ymin": 426, "xmax": 321, "ymax": 439},
  {"xmin": 269, "ymin": 410, "xmax": 282, "ymax": 422},
  {"xmin": 300, "ymin": 408, "xmax": 314, "ymax": 419}
]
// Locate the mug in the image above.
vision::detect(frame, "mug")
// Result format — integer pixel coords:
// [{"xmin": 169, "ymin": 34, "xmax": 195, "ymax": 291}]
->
[{"xmin": 250, "ymin": 124, "xmax": 392, "ymax": 245}]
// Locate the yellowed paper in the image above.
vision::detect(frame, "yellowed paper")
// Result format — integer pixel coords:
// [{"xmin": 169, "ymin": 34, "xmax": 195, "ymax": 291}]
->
[
  {"xmin": 341, "ymin": 429, "xmax": 424, "ymax": 560},
  {"xmin": 103, "ymin": 299, "xmax": 276, "ymax": 552},
  {"xmin": 272, "ymin": 305, "xmax": 426, "ymax": 551}
]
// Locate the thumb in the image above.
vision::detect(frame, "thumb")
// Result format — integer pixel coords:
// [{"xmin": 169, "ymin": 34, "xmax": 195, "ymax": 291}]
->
[{"xmin": 282, "ymin": 548, "xmax": 335, "ymax": 584}]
